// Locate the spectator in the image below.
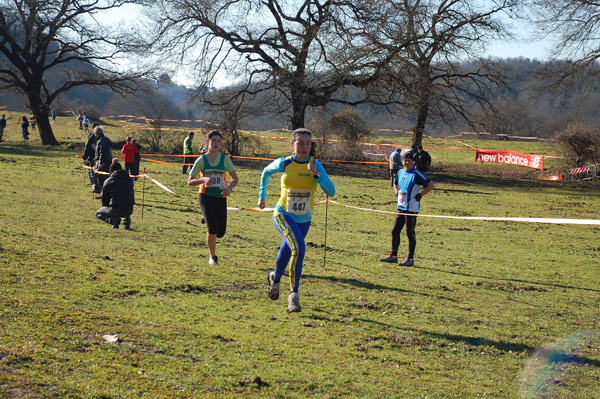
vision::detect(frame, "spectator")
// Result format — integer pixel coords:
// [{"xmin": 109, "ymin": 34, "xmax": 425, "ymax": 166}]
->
[
  {"xmin": 95, "ymin": 160, "xmax": 135, "ymax": 230},
  {"xmin": 83, "ymin": 114, "xmax": 90, "ymax": 133},
  {"xmin": 121, "ymin": 136, "xmax": 139, "ymax": 179},
  {"xmin": 406, "ymin": 144, "xmax": 418, "ymax": 165},
  {"xmin": 132, "ymin": 138, "xmax": 142, "ymax": 182},
  {"xmin": 389, "ymin": 147, "xmax": 403, "ymax": 187},
  {"xmin": 51, "ymin": 109, "xmax": 58, "ymax": 124},
  {"xmin": 21, "ymin": 116, "xmax": 30, "ymax": 141},
  {"xmin": 0, "ymin": 114, "xmax": 6, "ymax": 142},
  {"xmin": 83, "ymin": 124, "xmax": 98, "ymax": 186},
  {"xmin": 380, "ymin": 153, "xmax": 434, "ymax": 266},
  {"xmin": 416, "ymin": 145, "xmax": 432, "ymax": 173},
  {"xmin": 77, "ymin": 111, "xmax": 84, "ymax": 130},
  {"xmin": 93, "ymin": 127, "xmax": 112, "ymax": 196},
  {"xmin": 182, "ymin": 131, "xmax": 194, "ymax": 174}
]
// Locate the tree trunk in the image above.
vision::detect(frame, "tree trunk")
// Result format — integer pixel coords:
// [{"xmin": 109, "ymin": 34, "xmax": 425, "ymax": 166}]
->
[
  {"xmin": 290, "ymin": 99, "xmax": 307, "ymax": 130},
  {"xmin": 27, "ymin": 91, "xmax": 59, "ymax": 145},
  {"xmin": 412, "ymin": 98, "xmax": 430, "ymax": 148},
  {"xmin": 35, "ymin": 113, "xmax": 58, "ymax": 145}
]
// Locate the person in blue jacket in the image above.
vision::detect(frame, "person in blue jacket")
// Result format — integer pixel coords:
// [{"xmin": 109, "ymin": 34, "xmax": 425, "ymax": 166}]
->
[
  {"xmin": 380, "ymin": 152, "xmax": 434, "ymax": 266},
  {"xmin": 258, "ymin": 128, "xmax": 335, "ymax": 312}
]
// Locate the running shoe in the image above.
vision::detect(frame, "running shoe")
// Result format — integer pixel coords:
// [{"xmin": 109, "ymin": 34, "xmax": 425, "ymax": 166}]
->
[
  {"xmin": 400, "ymin": 258, "xmax": 414, "ymax": 267},
  {"xmin": 208, "ymin": 256, "xmax": 218, "ymax": 265},
  {"xmin": 267, "ymin": 271, "xmax": 280, "ymax": 300},
  {"xmin": 287, "ymin": 292, "xmax": 301, "ymax": 312},
  {"xmin": 380, "ymin": 254, "xmax": 398, "ymax": 263}
]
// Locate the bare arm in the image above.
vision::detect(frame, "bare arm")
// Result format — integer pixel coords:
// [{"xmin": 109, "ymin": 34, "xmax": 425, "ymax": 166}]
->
[{"xmin": 221, "ymin": 170, "xmax": 239, "ymax": 197}]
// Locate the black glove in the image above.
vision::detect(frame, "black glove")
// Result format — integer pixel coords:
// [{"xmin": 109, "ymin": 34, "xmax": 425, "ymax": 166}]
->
[{"xmin": 415, "ymin": 193, "xmax": 422, "ymax": 201}]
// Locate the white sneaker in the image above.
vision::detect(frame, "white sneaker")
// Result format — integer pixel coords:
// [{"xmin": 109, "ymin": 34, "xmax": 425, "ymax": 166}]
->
[
  {"xmin": 287, "ymin": 292, "xmax": 301, "ymax": 312},
  {"xmin": 208, "ymin": 256, "xmax": 218, "ymax": 265},
  {"xmin": 267, "ymin": 271, "xmax": 280, "ymax": 300}
]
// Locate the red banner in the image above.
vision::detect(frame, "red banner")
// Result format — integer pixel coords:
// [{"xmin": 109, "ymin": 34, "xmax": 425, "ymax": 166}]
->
[
  {"xmin": 541, "ymin": 175, "xmax": 563, "ymax": 181},
  {"xmin": 475, "ymin": 150, "xmax": 544, "ymax": 170}
]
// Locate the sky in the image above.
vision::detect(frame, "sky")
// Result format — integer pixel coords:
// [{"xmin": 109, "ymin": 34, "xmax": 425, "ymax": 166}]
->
[{"xmin": 100, "ymin": 4, "xmax": 557, "ymax": 88}]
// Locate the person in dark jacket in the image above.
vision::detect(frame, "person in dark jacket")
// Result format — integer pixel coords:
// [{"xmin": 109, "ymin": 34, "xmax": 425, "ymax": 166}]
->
[
  {"xmin": 83, "ymin": 123, "xmax": 98, "ymax": 187},
  {"xmin": 132, "ymin": 138, "xmax": 142, "ymax": 181},
  {"xmin": 0, "ymin": 114, "xmax": 6, "ymax": 142},
  {"xmin": 21, "ymin": 116, "xmax": 30, "ymax": 141},
  {"xmin": 95, "ymin": 160, "xmax": 135, "ymax": 229},
  {"xmin": 93, "ymin": 127, "xmax": 112, "ymax": 195},
  {"xmin": 416, "ymin": 145, "xmax": 432, "ymax": 173}
]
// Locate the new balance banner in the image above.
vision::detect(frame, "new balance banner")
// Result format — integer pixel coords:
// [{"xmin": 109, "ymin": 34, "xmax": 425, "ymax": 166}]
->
[{"xmin": 475, "ymin": 150, "xmax": 544, "ymax": 170}]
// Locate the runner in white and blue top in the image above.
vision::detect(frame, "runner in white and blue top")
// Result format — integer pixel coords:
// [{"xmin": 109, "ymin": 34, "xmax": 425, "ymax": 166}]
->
[{"xmin": 380, "ymin": 153, "xmax": 434, "ymax": 266}]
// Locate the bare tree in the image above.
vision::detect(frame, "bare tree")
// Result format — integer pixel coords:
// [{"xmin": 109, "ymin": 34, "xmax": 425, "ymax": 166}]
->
[
  {"xmin": 207, "ymin": 88, "xmax": 250, "ymax": 156},
  {"xmin": 365, "ymin": 0, "xmax": 517, "ymax": 146},
  {"xmin": 0, "ymin": 0, "xmax": 147, "ymax": 145},
  {"xmin": 104, "ymin": 86, "xmax": 183, "ymax": 152},
  {"xmin": 530, "ymin": 1, "xmax": 600, "ymax": 83},
  {"xmin": 145, "ymin": 0, "xmax": 393, "ymax": 130}
]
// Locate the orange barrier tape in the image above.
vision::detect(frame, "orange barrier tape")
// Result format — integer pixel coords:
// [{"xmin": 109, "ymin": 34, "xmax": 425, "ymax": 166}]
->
[
  {"xmin": 330, "ymin": 159, "xmax": 390, "ymax": 165},
  {"xmin": 229, "ymin": 155, "xmax": 278, "ymax": 161},
  {"xmin": 139, "ymin": 154, "xmax": 277, "ymax": 166},
  {"xmin": 139, "ymin": 157, "xmax": 181, "ymax": 165}
]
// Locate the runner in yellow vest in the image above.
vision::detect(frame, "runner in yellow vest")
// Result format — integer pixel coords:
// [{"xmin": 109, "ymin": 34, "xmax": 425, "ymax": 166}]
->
[
  {"xmin": 182, "ymin": 131, "xmax": 195, "ymax": 174},
  {"xmin": 258, "ymin": 128, "xmax": 335, "ymax": 312}
]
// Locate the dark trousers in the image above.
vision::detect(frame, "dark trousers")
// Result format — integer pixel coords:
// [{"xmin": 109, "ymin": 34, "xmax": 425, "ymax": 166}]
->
[
  {"xmin": 86, "ymin": 161, "xmax": 95, "ymax": 184},
  {"xmin": 182, "ymin": 156, "xmax": 194, "ymax": 174},
  {"xmin": 96, "ymin": 206, "xmax": 133, "ymax": 226},
  {"xmin": 94, "ymin": 163, "xmax": 110, "ymax": 193},
  {"xmin": 131, "ymin": 161, "xmax": 140, "ymax": 180},
  {"xmin": 391, "ymin": 211, "xmax": 417, "ymax": 259},
  {"xmin": 390, "ymin": 169, "xmax": 399, "ymax": 187},
  {"xmin": 125, "ymin": 162, "xmax": 136, "ymax": 178},
  {"xmin": 198, "ymin": 193, "xmax": 227, "ymax": 237}
]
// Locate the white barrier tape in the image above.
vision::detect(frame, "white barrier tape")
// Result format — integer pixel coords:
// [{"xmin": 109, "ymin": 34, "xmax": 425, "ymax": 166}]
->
[
  {"xmin": 228, "ymin": 207, "xmax": 275, "ymax": 212},
  {"xmin": 143, "ymin": 174, "xmax": 176, "ymax": 195},
  {"xmin": 113, "ymin": 172, "xmax": 600, "ymax": 226},
  {"xmin": 326, "ymin": 200, "xmax": 600, "ymax": 225}
]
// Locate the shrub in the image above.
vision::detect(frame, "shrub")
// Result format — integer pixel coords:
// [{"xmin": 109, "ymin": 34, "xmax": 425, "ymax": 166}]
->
[
  {"xmin": 554, "ymin": 124, "xmax": 600, "ymax": 168},
  {"xmin": 307, "ymin": 108, "xmax": 333, "ymax": 160},
  {"xmin": 328, "ymin": 110, "xmax": 370, "ymax": 161},
  {"xmin": 224, "ymin": 131, "xmax": 271, "ymax": 158}
]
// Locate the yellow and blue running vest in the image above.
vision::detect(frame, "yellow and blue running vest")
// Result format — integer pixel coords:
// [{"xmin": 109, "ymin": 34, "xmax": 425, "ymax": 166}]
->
[{"xmin": 276, "ymin": 156, "xmax": 318, "ymax": 217}]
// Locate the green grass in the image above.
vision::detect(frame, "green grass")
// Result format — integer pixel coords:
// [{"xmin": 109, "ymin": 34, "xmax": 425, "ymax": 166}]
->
[{"xmin": 0, "ymin": 117, "xmax": 599, "ymax": 398}]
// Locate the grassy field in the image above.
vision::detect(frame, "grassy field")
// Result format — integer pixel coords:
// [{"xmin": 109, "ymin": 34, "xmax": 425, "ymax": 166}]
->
[{"xmin": 0, "ymin": 115, "xmax": 599, "ymax": 398}]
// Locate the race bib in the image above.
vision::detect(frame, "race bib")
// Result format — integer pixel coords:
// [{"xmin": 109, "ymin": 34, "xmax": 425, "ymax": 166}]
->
[
  {"xmin": 286, "ymin": 190, "xmax": 311, "ymax": 215},
  {"xmin": 206, "ymin": 169, "xmax": 226, "ymax": 189},
  {"xmin": 397, "ymin": 190, "xmax": 407, "ymax": 208}
]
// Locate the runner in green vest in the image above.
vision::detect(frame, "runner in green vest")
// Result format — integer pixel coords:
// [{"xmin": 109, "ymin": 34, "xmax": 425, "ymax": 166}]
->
[{"xmin": 187, "ymin": 130, "xmax": 239, "ymax": 265}]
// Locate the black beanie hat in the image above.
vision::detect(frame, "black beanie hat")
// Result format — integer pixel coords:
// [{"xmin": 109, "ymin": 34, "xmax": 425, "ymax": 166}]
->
[{"xmin": 109, "ymin": 160, "xmax": 122, "ymax": 173}]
